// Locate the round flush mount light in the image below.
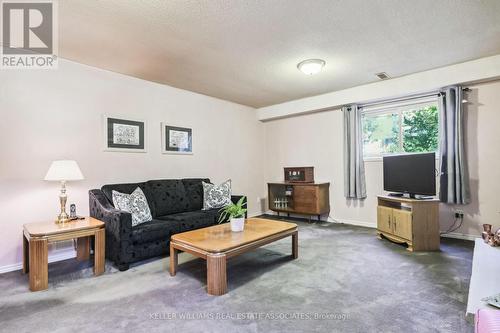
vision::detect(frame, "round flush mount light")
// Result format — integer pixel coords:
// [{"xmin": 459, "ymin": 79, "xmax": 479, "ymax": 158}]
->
[{"xmin": 297, "ymin": 59, "xmax": 326, "ymax": 75}]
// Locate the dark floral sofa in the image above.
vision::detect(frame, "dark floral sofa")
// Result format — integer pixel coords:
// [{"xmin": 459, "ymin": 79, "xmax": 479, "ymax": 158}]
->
[{"xmin": 89, "ymin": 178, "xmax": 246, "ymax": 271}]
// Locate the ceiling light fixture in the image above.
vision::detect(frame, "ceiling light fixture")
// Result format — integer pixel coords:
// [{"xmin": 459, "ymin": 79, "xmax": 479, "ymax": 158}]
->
[{"xmin": 297, "ymin": 59, "xmax": 325, "ymax": 75}]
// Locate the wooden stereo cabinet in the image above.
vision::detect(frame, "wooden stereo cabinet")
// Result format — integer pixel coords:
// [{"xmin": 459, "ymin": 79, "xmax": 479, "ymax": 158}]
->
[
  {"xmin": 376, "ymin": 195, "xmax": 440, "ymax": 251},
  {"xmin": 268, "ymin": 182, "xmax": 330, "ymax": 221}
]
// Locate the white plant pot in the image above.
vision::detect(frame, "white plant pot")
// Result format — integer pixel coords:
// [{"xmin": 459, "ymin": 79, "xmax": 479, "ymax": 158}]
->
[{"xmin": 230, "ymin": 217, "xmax": 245, "ymax": 232}]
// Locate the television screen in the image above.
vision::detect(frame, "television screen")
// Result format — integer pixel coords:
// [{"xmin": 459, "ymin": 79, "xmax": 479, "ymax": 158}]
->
[{"xmin": 383, "ymin": 153, "xmax": 436, "ymax": 196}]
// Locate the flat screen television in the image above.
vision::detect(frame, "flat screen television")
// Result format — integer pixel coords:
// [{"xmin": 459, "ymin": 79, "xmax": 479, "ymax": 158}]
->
[{"xmin": 383, "ymin": 153, "xmax": 436, "ymax": 197}]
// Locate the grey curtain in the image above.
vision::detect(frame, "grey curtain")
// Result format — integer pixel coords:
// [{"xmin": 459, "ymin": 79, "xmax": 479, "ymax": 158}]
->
[
  {"xmin": 343, "ymin": 104, "xmax": 367, "ymax": 199},
  {"xmin": 438, "ymin": 86, "xmax": 470, "ymax": 204}
]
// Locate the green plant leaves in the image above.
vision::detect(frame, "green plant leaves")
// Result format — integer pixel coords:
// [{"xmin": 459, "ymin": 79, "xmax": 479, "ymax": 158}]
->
[{"xmin": 217, "ymin": 196, "xmax": 247, "ymax": 224}]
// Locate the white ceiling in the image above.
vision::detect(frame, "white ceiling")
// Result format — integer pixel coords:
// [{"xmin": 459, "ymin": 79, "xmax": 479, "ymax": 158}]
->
[{"xmin": 59, "ymin": 0, "xmax": 500, "ymax": 108}]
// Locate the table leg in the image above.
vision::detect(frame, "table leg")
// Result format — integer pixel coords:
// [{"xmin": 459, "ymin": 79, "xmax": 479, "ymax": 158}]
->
[
  {"xmin": 29, "ymin": 238, "xmax": 48, "ymax": 291},
  {"xmin": 76, "ymin": 236, "xmax": 90, "ymax": 261},
  {"xmin": 94, "ymin": 228, "xmax": 105, "ymax": 276},
  {"xmin": 169, "ymin": 243, "xmax": 178, "ymax": 276},
  {"xmin": 292, "ymin": 231, "xmax": 298, "ymax": 259},
  {"xmin": 22, "ymin": 233, "xmax": 29, "ymax": 274},
  {"xmin": 207, "ymin": 253, "xmax": 227, "ymax": 296}
]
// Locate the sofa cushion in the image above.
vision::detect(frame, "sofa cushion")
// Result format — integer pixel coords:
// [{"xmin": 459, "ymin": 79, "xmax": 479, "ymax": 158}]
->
[
  {"xmin": 146, "ymin": 180, "xmax": 188, "ymax": 217},
  {"xmin": 130, "ymin": 219, "xmax": 182, "ymax": 244},
  {"xmin": 202, "ymin": 179, "xmax": 232, "ymax": 209},
  {"xmin": 101, "ymin": 182, "xmax": 147, "ymax": 204},
  {"xmin": 112, "ymin": 188, "xmax": 152, "ymax": 227},
  {"xmin": 182, "ymin": 178, "xmax": 210, "ymax": 211},
  {"xmin": 157, "ymin": 210, "xmax": 219, "ymax": 232}
]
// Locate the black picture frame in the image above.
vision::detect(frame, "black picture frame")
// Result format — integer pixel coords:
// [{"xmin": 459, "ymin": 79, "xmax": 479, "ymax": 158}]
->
[
  {"xmin": 104, "ymin": 116, "xmax": 146, "ymax": 152},
  {"xmin": 162, "ymin": 124, "xmax": 193, "ymax": 154}
]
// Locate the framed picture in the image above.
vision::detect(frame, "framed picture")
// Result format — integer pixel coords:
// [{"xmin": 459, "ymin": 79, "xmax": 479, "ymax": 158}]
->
[
  {"xmin": 103, "ymin": 115, "xmax": 147, "ymax": 153},
  {"xmin": 161, "ymin": 123, "xmax": 193, "ymax": 154}
]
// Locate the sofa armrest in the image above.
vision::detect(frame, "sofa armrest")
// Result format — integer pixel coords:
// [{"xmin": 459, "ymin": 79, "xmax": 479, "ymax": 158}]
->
[
  {"xmin": 231, "ymin": 195, "xmax": 248, "ymax": 218},
  {"xmin": 89, "ymin": 189, "xmax": 132, "ymax": 239}
]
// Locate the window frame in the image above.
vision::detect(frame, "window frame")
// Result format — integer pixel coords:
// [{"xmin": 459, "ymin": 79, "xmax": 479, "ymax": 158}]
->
[{"xmin": 361, "ymin": 97, "xmax": 439, "ymax": 162}]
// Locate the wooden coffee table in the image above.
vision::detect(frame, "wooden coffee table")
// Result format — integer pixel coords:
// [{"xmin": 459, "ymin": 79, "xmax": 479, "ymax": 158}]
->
[
  {"xmin": 23, "ymin": 217, "xmax": 105, "ymax": 291},
  {"xmin": 169, "ymin": 217, "xmax": 298, "ymax": 295}
]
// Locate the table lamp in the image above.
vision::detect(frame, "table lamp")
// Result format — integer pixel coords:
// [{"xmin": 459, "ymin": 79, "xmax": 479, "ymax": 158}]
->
[{"xmin": 44, "ymin": 160, "xmax": 84, "ymax": 223}]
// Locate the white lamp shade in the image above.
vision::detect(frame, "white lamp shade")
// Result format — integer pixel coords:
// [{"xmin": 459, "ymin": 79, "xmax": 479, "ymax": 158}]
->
[{"xmin": 44, "ymin": 160, "xmax": 84, "ymax": 181}]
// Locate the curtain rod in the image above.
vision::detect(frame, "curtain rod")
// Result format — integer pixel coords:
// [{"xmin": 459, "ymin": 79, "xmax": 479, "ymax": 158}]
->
[
  {"xmin": 357, "ymin": 87, "xmax": 470, "ymax": 109},
  {"xmin": 359, "ymin": 92, "xmax": 438, "ymax": 108}
]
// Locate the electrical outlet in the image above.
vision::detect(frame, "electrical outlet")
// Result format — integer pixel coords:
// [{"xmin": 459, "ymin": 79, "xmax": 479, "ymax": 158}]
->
[{"xmin": 454, "ymin": 209, "xmax": 464, "ymax": 219}]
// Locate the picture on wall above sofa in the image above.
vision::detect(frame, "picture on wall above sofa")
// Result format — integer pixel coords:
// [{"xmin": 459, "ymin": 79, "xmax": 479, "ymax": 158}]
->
[
  {"xmin": 161, "ymin": 123, "xmax": 193, "ymax": 154},
  {"xmin": 103, "ymin": 115, "xmax": 146, "ymax": 153}
]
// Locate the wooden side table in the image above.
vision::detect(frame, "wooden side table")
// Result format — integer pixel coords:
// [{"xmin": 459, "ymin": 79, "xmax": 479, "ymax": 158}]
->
[{"xmin": 22, "ymin": 217, "xmax": 105, "ymax": 291}]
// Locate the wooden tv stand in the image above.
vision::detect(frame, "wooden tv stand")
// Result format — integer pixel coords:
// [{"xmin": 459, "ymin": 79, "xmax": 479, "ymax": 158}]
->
[{"xmin": 376, "ymin": 195, "xmax": 440, "ymax": 251}]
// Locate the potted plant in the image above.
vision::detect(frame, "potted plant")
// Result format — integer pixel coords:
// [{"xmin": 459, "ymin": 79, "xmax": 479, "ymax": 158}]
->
[{"xmin": 218, "ymin": 196, "xmax": 247, "ymax": 232}]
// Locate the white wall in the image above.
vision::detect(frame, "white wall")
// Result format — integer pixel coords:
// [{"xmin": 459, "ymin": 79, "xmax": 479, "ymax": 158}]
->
[
  {"xmin": 258, "ymin": 54, "xmax": 500, "ymax": 120},
  {"xmin": 264, "ymin": 80, "xmax": 500, "ymax": 238},
  {"xmin": 0, "ymin": 59, "xmax": 266, "ymax": 271}
]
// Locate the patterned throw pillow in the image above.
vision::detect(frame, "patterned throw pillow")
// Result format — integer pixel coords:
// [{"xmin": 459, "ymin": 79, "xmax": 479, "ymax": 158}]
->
[
  {"xmin": 112, "ymin": 187, "xmax": 152, "ymax": 227},
  {"xmin": 112, "ymin": 191, "xmax": 131, "ymax": 211},
  {"xmin": 202, "ymin": 179, "xmax": 232, "ymax": 210}
]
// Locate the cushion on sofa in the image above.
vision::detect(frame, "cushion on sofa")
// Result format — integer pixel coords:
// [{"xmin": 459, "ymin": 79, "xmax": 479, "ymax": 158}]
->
[
  {"xmin": 130, "ymin": 219, "xmax": 183, "ymax": 244},
  {"xmin": 102, "ymin": 182, "xmax": 147, "ymax": 204},
  {"xmin": 146, "ymin": 180, "xmax": 189, "ymax": 217},
  {"xmin": 156, "ymin": 210, "xmax": 219, "ymax": 231},
  {"xmin": 202, "ymin": 179, "xmax": 232, "ymax": 209},
  {"xmin": 182, "ymin": 178, "xmax": 210, "ymax": 211},
  {"xmin": 112, "ymin": 187, "xmax": 152, "ymax": 227}
]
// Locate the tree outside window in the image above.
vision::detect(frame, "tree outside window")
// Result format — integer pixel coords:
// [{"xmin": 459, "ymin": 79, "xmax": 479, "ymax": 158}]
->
[{"xmin": 362, "ymin": 103, "xmax": 438, "ymax": 158}]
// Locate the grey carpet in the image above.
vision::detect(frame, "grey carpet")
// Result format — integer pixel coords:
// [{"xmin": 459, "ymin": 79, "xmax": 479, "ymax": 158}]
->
[{"xmin": 0, "ymin": 218, "xmax": 474, "ymax": 333}]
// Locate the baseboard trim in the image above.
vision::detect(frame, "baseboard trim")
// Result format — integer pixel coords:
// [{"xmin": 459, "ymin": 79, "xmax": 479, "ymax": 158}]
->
[
  {"xmin": 0, "ymin": 248, "xmax": 76, "ymax": 274},
  {"xmin": 331, "ymin": 218, "xmax": 377, "ymax": 229},
  {"xmin": 333, "ymin": 218, "xmax": 479, "ymax": 241},
  {"xmin": 265, "ymin": 212, "xmax": 479, "ymax": 241},
  {"xmin": 248, "ymin": 211, "xmax": 265, "ymax": 218},
  {"xmin": 440, "ymin": 232, "xmax": 478, "ymax": 241},
  {"xmin": 335, "ymin": 219, "xmax": 479, "ymax": 241},
  {"xmin": 262, "ymin": 211, "xmax": 376, "ymax": 228}
]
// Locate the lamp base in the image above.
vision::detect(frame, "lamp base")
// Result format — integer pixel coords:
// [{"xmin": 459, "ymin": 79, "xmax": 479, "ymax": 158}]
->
[
  {"xmin": 55, "ymin": 181, "xmax": 69, "ymax": 224},
  {"xmin": 56, "ymin": 213, "xmax": 70, "ymax": 224}
]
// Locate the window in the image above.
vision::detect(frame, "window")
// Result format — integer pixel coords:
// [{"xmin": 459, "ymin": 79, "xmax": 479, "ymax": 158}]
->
[{"xmin": 362, "ymin": 101, "xmax": 439, "ymax": 158}]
